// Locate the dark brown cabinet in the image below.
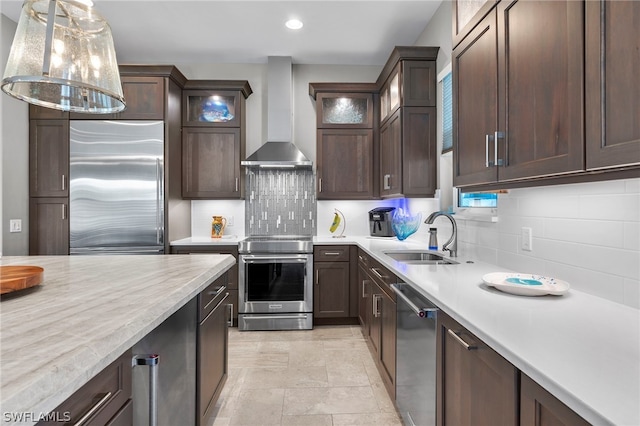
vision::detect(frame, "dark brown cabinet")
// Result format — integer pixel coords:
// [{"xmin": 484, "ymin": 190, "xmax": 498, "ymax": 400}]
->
[
  {"xmin": 585, "ymin": 0, "xmax": 640, "ymax": 170},
  {"xmin": 170, "ymin": 245, "xmax": 239, "ymax": 326},
  {"xmin": 29, "ymin": 198, "xmax": 69, "ymax": 255},
  {"xmin": 357, "ymin": 249, "xmax": 397, "ymax": 400},
  {"xmin": 29, "ymin": 120, "xmax": 69, "ymax": 198},
  {"xmin": 314, "ymin": 246, "xmax": 351, "ymax": 319},
  {"xmin": 377, "ymin": 47, "xmax": 439, "ymax": 198},
  {"xmin": 28, "ymin": 118, "xmax": 70, "ymax": 255},
  {"xmin": 37, "ymin": 350, "xmax": 132, "ymax": 426},
  {"xmin": 181, "ymin": 81, "xmax": 251, "ymax": 200},
  {"xmin": 70, "ymin": 74, "xmax": 166, "ymax": 120},
  {"xmin": 310, "ymin": 84, "xmax": 378, "ymax": 200},
  {"xmin": 454, "ymin": 1, "xmax": 584, "ymax": 188},
  {"xmin": 521, "ymin": 373, "xmax": 590, "ymax": 426},
  {"xmin": 197, "ymin": 274, "xmax": 230, "ymax": 426},
  {"xmin": 182, "ymin": 127, "xmax": 243, "ymax": 198},
  {"xmin": 436, "ymin": 311, "xmax": 518, "ymax": 426}
]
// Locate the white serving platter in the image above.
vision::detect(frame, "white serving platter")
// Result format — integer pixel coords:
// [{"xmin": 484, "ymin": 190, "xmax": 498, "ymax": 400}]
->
[{"xmin": 482, "ymin": 272, "xmax": 570, "ymax": 296}]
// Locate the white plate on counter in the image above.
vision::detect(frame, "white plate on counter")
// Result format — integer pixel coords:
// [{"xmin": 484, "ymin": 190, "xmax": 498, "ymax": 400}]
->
[{"xmin": 482, "ymin": 272, "xmax": 570, "ymax": 296}]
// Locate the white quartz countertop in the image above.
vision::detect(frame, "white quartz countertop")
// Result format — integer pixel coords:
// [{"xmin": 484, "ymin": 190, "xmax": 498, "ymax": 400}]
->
[
  {"xmin": 169, "ymin": 235, "xmax": 640, "ymax": 425},
  {"xmin": 0, "ymin": 254, "xmax": 234, "ymax": 425}
]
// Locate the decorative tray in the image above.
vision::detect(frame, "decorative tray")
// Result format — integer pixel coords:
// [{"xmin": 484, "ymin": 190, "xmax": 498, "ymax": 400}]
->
[
  {"xmin": 0, "ymin": 266, "xmax": 44, "ymax": 295},
  {"xmin": 482, "ymin": 272, "xmax": 570, "ymax": 296}
]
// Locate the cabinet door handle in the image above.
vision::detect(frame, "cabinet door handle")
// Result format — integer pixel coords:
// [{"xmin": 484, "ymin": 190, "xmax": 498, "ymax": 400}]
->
[
  {"xmin": 228, "ymin": 303, "xmax": 233, "ymax": 327},
  {"xmin": 315, "ymin": 269, "xmax": 319, "ymax": 285},
  {"xmin": 447, "ymin": 329, "xmax": 477, "ymax": 350},
  {"xmin": 494, "ymin": 131, "xmax": 504, "ymax": 166},
  {"xmin": 61, "ymin": 174, "xmax": 66, "ymax": 191},
  {"xmin": 62, "ymin": 204, "xmax": 67, "ymax": 220},
  {"xmin": 485, "ymin": 134, "xmax": 491, "ymax": 167},
  {"xmin": 72, "ymin": 392, "xmax": 112, "ymax": 426},
  {"xmin": 372, "ymin": 294, "xmax": 381, "ymax": 317},
  {"xmin": 383, "ymin": 174, "xmax": 391, "ymax": 190},
  {"xmin": 235, "ymin": 177, "xmax": 239, "ymax": 192},
  {"xmin": 318, "ymin": 178, "xmax": 322, "ymax": 192},
  {"xmin": 362, "ymin": 279, "xmax": 368, "ymax": 298}
]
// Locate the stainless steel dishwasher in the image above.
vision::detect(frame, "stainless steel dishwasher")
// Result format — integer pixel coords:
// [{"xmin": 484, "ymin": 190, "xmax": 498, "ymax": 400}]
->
[{"xmin": 391, "ymin": 283, "xmax": 438, "ymax": 426}]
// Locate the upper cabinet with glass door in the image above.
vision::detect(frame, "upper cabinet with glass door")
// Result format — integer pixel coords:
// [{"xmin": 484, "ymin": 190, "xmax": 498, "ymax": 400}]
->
[
  {"xmin": 313, "ymin": 91, "xmax": 374, "ymax": 129},
  {"xmin": 183, "ymin": 90, "xmax": 241, "ymax": 127}
]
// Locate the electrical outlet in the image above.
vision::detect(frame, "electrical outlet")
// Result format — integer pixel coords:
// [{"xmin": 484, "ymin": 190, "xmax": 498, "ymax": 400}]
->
[
  {"xmin": 521, "ymin": 227, "xmax": 532, "ymax": 251},
  {"xmin": 10, "ymin": 219, "xmax": 22, "ymax": 233}
]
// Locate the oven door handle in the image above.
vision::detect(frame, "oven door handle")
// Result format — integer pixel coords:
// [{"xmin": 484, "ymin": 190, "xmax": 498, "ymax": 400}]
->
[{"xmin": 241, "ymin": 256, "xmax": 310, "ymax": 264}]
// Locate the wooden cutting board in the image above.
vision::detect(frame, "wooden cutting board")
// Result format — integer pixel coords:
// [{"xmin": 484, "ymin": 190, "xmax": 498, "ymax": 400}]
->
[{"xmin": 0, "ymin": 266, "xmax": 44, "ymax": 295}]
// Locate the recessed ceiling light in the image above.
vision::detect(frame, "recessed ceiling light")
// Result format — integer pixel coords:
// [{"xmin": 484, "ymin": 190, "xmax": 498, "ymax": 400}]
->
[{"xmin": 285, "ymin": 19, "xmax": 303, "ymax": 30}]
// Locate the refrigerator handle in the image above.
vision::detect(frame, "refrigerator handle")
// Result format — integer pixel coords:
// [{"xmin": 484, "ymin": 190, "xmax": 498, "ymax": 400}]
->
[
  {"xmin": 133, "ymin": 354, "xmax": 159, "ymax": 426},
  {"xmin": 156, "ymin": 159, "xmax": 163, "ymax": 245}
]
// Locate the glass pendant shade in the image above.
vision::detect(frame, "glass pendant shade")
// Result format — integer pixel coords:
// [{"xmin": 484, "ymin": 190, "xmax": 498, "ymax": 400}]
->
[{"xmin": 1, "ymin": 0, "xmax": 125, "ymax": 113}]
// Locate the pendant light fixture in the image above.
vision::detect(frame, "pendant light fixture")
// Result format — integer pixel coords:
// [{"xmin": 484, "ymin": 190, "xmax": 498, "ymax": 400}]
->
[{"xmin": 1, "ymin": 0, "xmax": 125, "ymax": 113}]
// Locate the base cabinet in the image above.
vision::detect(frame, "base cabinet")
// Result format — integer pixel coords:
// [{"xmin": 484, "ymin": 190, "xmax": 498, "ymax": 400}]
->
[
  {"xmin": 436, "ymin": 311, "xmax": 518, "ymax": 426},
  {"xmin": 197, "ymin": 275, "xmax": 230, "ymax": 426},
  {"xmin": 314, "ymin": 246, "xmax": 351, "ymax": 319},
  {"xmin": 29, "ymin": 198, "xmax": 69, "ymax": 255},
  {"xmin": 37, "ymin": 351, "xmax": 132, "ymax": 426},
  {"xmin": 357, "ymin": 249, "xmax": 397, "ymax": 400},
  {"xmin": 520, "ymin": 373, "xmax": 590, "ymax": 426},
  {"xmin": 171, "ymin": 245, "xmax": 239, "ymax": 326}
]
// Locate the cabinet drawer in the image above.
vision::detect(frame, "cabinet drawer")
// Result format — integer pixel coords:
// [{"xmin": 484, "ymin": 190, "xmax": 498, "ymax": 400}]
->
[
  {"xmin": 38, "ymin": 350, "xmax": 132, "ymax": 426},
  {"xmin": 368, "ymin": 258, "xmax": 396, "ymax": 299},
  {"xmin": 314, "ymin": 245, "xmax": 350, "ymax": 262},
  {"xmin": 198, "ymin": 273, "xmax": 229, "ymax": 322}
]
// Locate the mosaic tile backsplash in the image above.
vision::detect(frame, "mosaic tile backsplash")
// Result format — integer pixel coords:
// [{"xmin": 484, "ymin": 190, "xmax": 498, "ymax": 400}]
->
[{"xmin": 245, "ymin": 168, "xmax": 316, "ymax": 236}]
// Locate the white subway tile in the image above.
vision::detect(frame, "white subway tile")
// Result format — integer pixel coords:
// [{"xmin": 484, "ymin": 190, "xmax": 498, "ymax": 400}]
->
[
  {"xmin": 543, "ymin": 218, "xmax": 624, "ymax": 248},
  {"xmin": 497, "ymin": 215, "xmax": 544, "ymax": 237},
  {"xmin": 545, "ymin": 261, "xmax": 626, "ymax": 304},
  {"xmin": 624, "ymin": 178, "xmax": 640, "ymax": 194},
  {"xmin": 623, "ymin": 279, "xmax": 640, "ymax": 309},
  {"xmin": 496, "ymin": 250, "xmax": 546, "ymax": 274},
  {"xmin": 498, "ymin": 233, "xmax": 519, "ymax": 254},
  {"xmin": 579, "ymin": 193, "xmax": 640, "ymax": 222},
  {"xmin": 624, "ymin": 222, "xmax": 640, "ymax": 251},
  {"xmin": 518, "ymin": 193, "xmax": 580, "ymax": 219}
]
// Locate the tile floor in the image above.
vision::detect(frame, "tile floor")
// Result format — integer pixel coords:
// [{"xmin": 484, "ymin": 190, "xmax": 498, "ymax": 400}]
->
[{"xmin": 210, "ymin": 325, "xmax": 403, "ymax": 426}]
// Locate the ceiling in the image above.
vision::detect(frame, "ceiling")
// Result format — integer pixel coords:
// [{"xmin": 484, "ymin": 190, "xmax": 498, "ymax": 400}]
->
[{"xmin": 0, "ymin": 0, "xmax": 443, "ymax": 66}]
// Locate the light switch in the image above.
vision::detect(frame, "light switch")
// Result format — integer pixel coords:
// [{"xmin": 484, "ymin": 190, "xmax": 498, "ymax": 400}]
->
[{"xmin": 10, "ymin": 219, "xmax": 22, "ymax": 233}]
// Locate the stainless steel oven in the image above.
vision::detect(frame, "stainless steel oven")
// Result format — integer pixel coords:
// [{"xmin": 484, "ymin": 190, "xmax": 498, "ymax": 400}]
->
[{"xmin": 238, "ymin": 236, "xmax": 313, "ymax": 331}]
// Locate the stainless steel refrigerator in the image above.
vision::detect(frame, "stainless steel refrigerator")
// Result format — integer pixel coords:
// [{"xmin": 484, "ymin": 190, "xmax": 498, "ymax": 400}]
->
[{"xmin": 69, "ymin": 120, "xmax": 165, "ymax": 254}]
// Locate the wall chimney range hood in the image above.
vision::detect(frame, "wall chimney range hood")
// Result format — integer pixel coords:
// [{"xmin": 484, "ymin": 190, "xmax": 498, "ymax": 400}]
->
[{"xmin": 241, "ymin": 56, "xmax": 312, "ymax": 167}]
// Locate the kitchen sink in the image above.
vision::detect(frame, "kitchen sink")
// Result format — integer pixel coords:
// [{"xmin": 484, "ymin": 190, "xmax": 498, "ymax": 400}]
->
[{"xmin": 384, "ymin": 250, "xmax": 459, "ymax": 265}]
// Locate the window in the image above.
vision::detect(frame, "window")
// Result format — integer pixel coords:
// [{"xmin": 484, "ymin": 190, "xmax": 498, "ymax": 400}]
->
[{"xmin": 442, "ymin": 72, "xmax": 453, "ymax": 153}]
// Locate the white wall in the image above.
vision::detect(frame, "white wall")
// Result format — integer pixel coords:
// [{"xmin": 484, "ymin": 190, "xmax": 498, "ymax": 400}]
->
[{"xmin": 1, "ymin": 14, "xmax": 30, "ymax": 256}]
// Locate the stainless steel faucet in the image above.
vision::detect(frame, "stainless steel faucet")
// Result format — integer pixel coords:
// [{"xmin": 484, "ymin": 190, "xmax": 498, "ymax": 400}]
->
[{"xmin": 424, "ymin": 211, "xmax": 457, "ymax": 257}]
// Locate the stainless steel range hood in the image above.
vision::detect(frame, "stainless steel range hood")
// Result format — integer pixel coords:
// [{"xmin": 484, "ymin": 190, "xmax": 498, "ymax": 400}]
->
[{"xmin": 241, "ymin": 57, "xmax": 312, "ymax": 167}]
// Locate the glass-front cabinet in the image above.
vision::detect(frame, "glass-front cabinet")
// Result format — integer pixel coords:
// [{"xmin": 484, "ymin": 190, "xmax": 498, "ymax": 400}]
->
[
  {"xmin": 380, "ymin": 66, "xmax": 400, "ymax": 124},
  {"xmin": 315, "ymin": 92, "xmax": 373, "ymax": 129},
  {"xmin": 183, "ymin": 90, "xmax": 241, "ymax": 127}
]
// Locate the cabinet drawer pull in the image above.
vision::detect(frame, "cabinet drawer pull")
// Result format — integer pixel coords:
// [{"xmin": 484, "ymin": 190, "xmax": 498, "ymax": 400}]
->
[
  {"xmin": 208, "ymin": 285, "xmax": 227, "ymax": 298},
  {"xmin": 383, "ymin": 174, "xmax": 391, "ymax": 190},
  {"xmin": 370, "ymin": 268, "xmax": 385, "ymax": 280},
  {"xmin": 447, "ymin": 329, "xmax": 477, "ymax": 350},
  {"xmin": 73, "ymin": 392, "xmax": 112, "ymax": 426},
  {"xmin": 323, "ymin": 252, "xmax": 342, "ymax": 256}
]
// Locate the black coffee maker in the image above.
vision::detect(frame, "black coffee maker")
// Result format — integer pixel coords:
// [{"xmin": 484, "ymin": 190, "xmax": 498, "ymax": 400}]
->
[{"xmin": 368, "ymin": 207, "xmax": 396, "ymax": 237}]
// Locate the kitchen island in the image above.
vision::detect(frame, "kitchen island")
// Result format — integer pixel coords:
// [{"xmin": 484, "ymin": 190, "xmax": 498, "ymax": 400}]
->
[{"xmin": 0, "ymin": 254, "xmax": 234, "ymax": 425}]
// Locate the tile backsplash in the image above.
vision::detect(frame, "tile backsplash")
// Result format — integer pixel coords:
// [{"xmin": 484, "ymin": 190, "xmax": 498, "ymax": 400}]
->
[
  {"xmin": 457, "ymin": 178, "xmax": 640, "ymax": 309},
  {"xmin": 245, "ymin": 168, "xmax": 316, "ymax": 236}
]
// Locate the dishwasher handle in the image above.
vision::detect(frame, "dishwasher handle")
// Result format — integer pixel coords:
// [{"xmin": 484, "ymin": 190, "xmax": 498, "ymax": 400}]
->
[{"xmin": 391, "ymin": 283, "xmax": 438, "ymax": 318}]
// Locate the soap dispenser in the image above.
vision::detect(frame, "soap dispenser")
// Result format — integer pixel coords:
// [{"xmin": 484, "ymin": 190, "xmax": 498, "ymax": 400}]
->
[{"xmin": 428, "ymin": 228, "xmax": 438, "ymax": 251}]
